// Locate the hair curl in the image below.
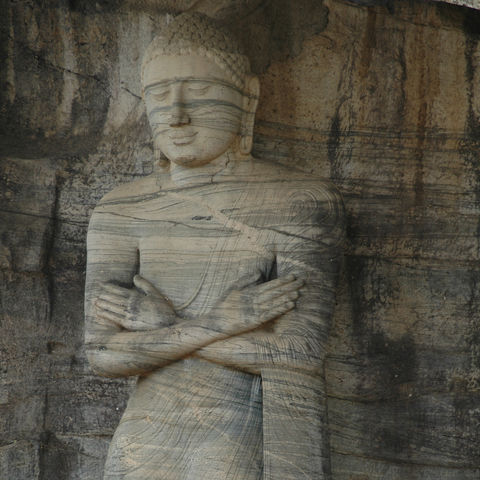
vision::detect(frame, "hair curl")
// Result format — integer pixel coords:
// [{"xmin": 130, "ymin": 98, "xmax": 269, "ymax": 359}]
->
[{"xmin": 141, "ymin": 13, "xmax": 250, "ymax": 90}]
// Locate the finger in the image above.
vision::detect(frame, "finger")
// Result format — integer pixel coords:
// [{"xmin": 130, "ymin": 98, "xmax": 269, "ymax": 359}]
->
[
  {"xmin": 96, "ymin": 299, "xmax": 127, "ymax": 316},
  {"xmin": 255, "ymin": 274, "xmax": 297, "ymax": 295},
  {"xmin": 257, "ymin": 279, "xmax": 303, "ymax": 304},
  {"xmin": 259, "ymin": 301, "xmax": 295, "ymax": 322},
  {"xmin": 98, "ymin": 293, "xmax": 128, "ymax": 307},
  {"xmin": 270, "ymin": 290, "xmax": 300, "ymax": 304},
  {"xmin": 259, "ymin": 294, "xmax": 298, "ymax": 314},
  {"xmin": 96, "ymin": 307, "xmax": 126, "ymax": 324},
  {"xmin": 133, "ymin": 274, "xmax": 160, "ymax": 296},
  {"xmin": 233, "ymin": 270, "xmax": 264, "ymax": 291},
  {"xmin": 102, "ymin": 283, "xmax": 130, "ymax": 298}
]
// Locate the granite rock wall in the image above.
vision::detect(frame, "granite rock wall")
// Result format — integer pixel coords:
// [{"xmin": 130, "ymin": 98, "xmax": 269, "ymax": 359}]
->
[{"xmin": 1, "ymin": 0, "xmax": 479, "ymax": 478}]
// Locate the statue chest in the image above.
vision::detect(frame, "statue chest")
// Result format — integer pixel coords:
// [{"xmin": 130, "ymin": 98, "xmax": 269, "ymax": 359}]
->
[{"xmin": 131, "ymin": 189, "xmax": 277, "ymax": 315}]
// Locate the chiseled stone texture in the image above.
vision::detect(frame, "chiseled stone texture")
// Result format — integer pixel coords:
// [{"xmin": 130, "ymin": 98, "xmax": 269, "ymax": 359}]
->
[{"xmin": 1, "ymin": 0, "xmax": 480, "ymax": 478}]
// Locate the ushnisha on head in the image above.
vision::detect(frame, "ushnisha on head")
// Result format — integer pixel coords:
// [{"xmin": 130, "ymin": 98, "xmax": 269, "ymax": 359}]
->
[{"xmin": 141, "ymin": 13, "xmax": 260, "ymax": 168}]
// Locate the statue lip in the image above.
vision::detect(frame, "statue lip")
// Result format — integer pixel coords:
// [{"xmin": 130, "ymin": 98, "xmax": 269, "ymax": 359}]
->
[{"xmin": 169, "ymin": 131, "xmax": 198, "ymax": 146}]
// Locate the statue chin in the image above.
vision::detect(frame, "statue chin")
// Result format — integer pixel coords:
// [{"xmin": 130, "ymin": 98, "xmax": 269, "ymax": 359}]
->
[
  {"xmin": 152, "ymin": 125, "xmax": 239, "ymax": 168},
  {"xmin": 159, "ymin": 141, "xmax": 235, "ymax": 169},
  {"xmin": 168, "ymin": 154, "xmax": 214, "ymax": 168}
]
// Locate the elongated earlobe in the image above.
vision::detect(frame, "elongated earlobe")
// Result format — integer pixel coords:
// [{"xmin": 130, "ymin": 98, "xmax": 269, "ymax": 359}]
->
[
  {"xmin": 154, "ymin": 148, "xmax": 169, "ymax": 170},
  {"xmin": 240, "ymin": 75, "xmax": 260, "ymax": 155}
]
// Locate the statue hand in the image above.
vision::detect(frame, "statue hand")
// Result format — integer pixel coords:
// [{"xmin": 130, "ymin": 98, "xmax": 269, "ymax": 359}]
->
[
  {"xmin": 213, "ymin": 274, "xmax": 304, "ymax": 336},
  {"xmin": 94, "ymin": 275, "xmax": 177, "ymax": 331}
]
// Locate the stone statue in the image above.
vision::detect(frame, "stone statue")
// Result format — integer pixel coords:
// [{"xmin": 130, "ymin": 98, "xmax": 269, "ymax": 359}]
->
[{"xmin": 85, "ymin": 12, "xmax": 344, "ymax": 480}]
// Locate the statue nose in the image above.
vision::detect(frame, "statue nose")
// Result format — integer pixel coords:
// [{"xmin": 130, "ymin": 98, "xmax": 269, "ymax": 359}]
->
[{"xmin": 169, "ymin": 103, "xmax": 190, "ymax": 127}]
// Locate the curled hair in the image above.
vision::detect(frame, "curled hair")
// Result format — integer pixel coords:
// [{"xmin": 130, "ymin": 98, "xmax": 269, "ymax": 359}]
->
[{"xmin": 141, "ymin": 12, "xmax": 250, "ymax": 90}]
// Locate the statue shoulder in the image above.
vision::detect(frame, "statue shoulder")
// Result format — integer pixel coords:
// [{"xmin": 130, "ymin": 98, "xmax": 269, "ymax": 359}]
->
[
  {"xmin": 280, "ymin": 178, "xmax": 344, "ymax": 228},
  {"xmin": 88, "ymin": 175, "xmax": 159, "ymax": 237},
  {"xmin": 263, "ymin": 172, "xmax": 345, "ymax": 249},
  {"xmin": 279, "ymin": 176, "xmax": 343, "ymax": 208},
  {"xmin": 244, "ymin": 158, "xmax": 343, "ymax": 206},
  {"xmin": 95, "ymin": 174, "xmax": 158, "ymax": 211}
]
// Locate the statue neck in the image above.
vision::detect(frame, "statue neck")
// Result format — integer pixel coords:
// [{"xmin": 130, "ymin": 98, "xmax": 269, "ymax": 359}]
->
[{"xmin": 167, "ymin": 151, "xmax": 239, "ymax": 188}]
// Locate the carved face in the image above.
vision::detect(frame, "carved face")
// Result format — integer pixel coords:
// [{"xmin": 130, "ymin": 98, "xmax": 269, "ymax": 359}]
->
[{"xmin": 143, "ymin": 54, "xmax": 245, "ymax": 168}]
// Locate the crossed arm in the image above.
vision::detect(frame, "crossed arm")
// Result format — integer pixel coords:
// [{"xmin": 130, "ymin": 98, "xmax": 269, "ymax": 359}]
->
[
  {"xmin": 86, "ymin": 250, "xmax": 340, "ymax": 378},
  {"xmin": 85, "ymin": 261, "xmax": 303, "ymax": 377},
  {"xmin": 85, "ymin": 184, "xmax": 344, "ymax": 378}
]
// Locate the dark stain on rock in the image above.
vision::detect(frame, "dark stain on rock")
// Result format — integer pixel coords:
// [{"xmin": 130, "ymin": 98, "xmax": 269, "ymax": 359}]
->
[
  {"xmin": 466, "ymin": 269, "xmax": 480, "ymax": 372},
  {"xmin": 463, "ymin": 5, "xmax": 480, "ymax": 36},
  {"xmin": 344, "ymin": 254, "xmax": 368, "ymax": 340},
  {"xmin": 358, "ymin": 8, "xmax": 377, "ymax": 80},
  {"xmin": 344, "ymin": 0, "xmax": 395, "ymax": 12},
  {"xmin": 396, "ymin": 28, "xmax": 407, "ymax": 125},
  {"xmin": 460, "ymin": 34, "xmax": 480, "ymax": 265},
  {"xmin": 0, "ymin": 1, "xmax": 116, "ymax": 157},
  {"xmin": 39, "ymin": 431, "xmax": 75, "ymax": 480},
  {"xmin": 345, "ymin": 255, "xmax": 420, "ymax": 458},
  {"xmin": 367, "ymin": 331, "xmax": 416, "ymax": 386},
  {"xmin": 67, "ymin": 0, "xmax": 122, "ymax": 14},
  {"xmin": 346, "ymin": 255, "xmax": 417, "ymax": 390},
  {"xmin": 414, "ymin": 102, "xmax": 426, "ymax": 209},
  {"xmin": 451, "ymin": 393, "xmax": 480, "ymax": 465},
  {"xmin": 413, "ymin": 30, "xmax": 427, "ymax": 210},
  {"xmin": 327, "ymin": 110, "xmax": 342, "ymax": 180},
  {"xmin": 231, "ymin": 0, "xmax": 329, "ymax": 74}
]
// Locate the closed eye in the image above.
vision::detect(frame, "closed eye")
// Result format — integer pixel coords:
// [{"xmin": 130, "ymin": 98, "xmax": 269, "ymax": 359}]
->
[
  {"xmin": 188, "ymin": 86, "xmax": 210, "ymax": 96},
  {"xmin": 150, "ymin": 90, "xmax": 169, "ymax": 101}
]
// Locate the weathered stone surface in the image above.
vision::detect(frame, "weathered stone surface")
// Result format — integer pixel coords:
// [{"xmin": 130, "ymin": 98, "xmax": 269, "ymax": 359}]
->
[
  {"xmin": 124, "ymin": 0, "xmax": 265, "ymax": 19},
  {"xmin": 2, "ymin": 0, "xmax": 480, "ymax": 478},
  {"xmin": 0, "ymin": 441, "xmax": 40, "ymax": 480},
  {"xmin": 0, "ymin": 271, "xmax": 49, "ymax": 480},
  {"xmin": 0, "ymin": 158, "xmax": 56, "ymax": 271},
  {"xmin": 331, "ymin": 453, "xmax": 480, "ymax": 480},
  {"xmin": 39, "ymin": 435, "xmax": 110, "ymax": 480},
  {"xmin": 44, "ymin": 367, "xmax": 131, "ymax": 436}
]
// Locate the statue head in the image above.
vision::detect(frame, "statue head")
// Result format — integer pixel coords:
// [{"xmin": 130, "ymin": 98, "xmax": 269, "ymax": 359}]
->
[{"xmin": 141, "ymin": 13, "xmax": 260, "ymax": 168}]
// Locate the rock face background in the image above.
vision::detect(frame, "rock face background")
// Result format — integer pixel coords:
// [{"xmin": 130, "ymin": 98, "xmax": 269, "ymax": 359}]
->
[{"xmin": 1, "ymin": 0, "xmax": 480, "ymax": 478}]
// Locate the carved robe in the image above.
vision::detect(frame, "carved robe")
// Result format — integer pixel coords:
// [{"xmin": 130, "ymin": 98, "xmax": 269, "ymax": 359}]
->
[{"xmin": 85, "ymin": 159, "xmax": 344, "ymax": 479}]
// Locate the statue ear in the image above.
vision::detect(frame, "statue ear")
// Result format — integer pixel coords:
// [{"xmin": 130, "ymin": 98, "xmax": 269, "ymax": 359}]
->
[{"xmin": 240, "ymin": 74, "xmax": 260, "ymax": 155}]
